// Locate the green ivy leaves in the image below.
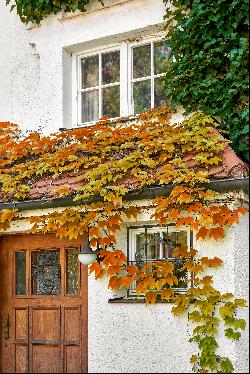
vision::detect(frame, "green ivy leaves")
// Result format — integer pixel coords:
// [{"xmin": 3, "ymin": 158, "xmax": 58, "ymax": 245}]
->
[
  {"xmin": 6, "ymin": 0, "xmax": 104, "ymax": 24},
  {"xmin": 163, "ymin": 0, "xmax": 249, "ymax": 161}
]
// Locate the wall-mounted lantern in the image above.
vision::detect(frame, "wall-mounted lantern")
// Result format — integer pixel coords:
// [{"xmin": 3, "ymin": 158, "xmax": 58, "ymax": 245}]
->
[{"xmin": 78, "ymin": 233, "xmax": 97, "ymax": 265}]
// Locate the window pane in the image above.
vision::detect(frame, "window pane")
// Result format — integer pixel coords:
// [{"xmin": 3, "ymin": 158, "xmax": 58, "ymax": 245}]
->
[
  {"xmin": 66, "ymin": 248, "xmax": 79, "ymax": 295},
  {"xmin": 133, "ymin": 44, "xmax": 151, "ymax": 79},
  {"xmin": 162, "ymin": 231, "xmax": 187, "ymax": 258},
  {"xmin": 102, "ymin": 51, "xmax": 120, "ymax": 84},
  {"xmin": 154, "ymin": 40, "xmax": 172, "ymax": 75},
  {"xmin": 135, "ymin": 233, "xmax": 160, "ymax": 261},
  {"xmin": 16, "ymin": 251, "xmax": 26, "ymax": 295},
  {"xmin": 154, "ymin": 77, "xmax": 166, "ymax": 108},
  {"xmin": 81, "ymin": 55, "xmax": 99, "ymax": 88},
  {"xmin": 133, "ymin": 80, "xmax": 151, "ymax": 114},
  {"xmin": 102, "ymin": 85, "xmax": 120, "ymax": 118},
  {"xmin": 147, "ymin": 233, "xmax": 161, "ymax": 259},
  {"xmin": 82, "ymin": 90, "xmax": 99, "ymax": 123},
  {"xmin": 32, "ymin": 251, "xmax": 61, "ymax": 295}
]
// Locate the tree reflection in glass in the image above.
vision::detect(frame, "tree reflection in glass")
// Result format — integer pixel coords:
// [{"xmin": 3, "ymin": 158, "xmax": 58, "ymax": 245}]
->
[
  {"xmin": 103, "ymin": 85, "xmax": 120, "ymax": 118},
  {"xmin": 133, "ymin": 44, "xmax": 151, "ymax": 79},
  {"xmin": 81, "ymin": 55, "xmax": 99, "ymax": 89},
  {"xmin": 154, "ymin": 77, "xmax": 166, "ymax": 108},
  {"xmin": 102, "ymin": 51, "xmax": 120, "ymax": 84},
  {"xmin": 154, "ymin": 41, "xmax": 172, "ymax": 75},
  {"xmin": 133, "ymin": 80, "xmax": 151, "ymax": 114}
]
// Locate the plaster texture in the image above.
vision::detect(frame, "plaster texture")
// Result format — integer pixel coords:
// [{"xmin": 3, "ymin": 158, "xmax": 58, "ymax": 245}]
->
[
  {"xmin": 0, "ymin": 0, "xmax": 166, "ymax": 134},
  {"xmin": 88, "ymin": 211, "xmax": 249, "ymax": 373}
]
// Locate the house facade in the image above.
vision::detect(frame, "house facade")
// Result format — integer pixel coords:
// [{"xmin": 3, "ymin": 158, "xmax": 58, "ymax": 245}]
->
[{"xmin": 0, "ymin": 1, "xmax": 249, "ymax": 373}]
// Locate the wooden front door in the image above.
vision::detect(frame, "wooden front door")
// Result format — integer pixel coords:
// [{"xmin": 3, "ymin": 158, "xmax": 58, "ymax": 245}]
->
[{"xmin": 0, "ymin": 234, "xmax": 88, "ymax": 373}]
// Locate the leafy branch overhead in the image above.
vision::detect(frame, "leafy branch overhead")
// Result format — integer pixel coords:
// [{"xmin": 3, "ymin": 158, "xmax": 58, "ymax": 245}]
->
[
  {"xmin": 163, "ymin": 0, "xmax": 249, "ymax": 162},
  {"xmin": 6, "ymin": 0, "xmax": 104, "ymax": 24},
  {"xmin": 0, "ymin": 107, "xmax": 248, "ymax": 373}
]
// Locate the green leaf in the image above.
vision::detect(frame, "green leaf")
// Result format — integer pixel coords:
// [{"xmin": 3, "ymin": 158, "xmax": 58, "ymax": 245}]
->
[
  {"xmin": 220, "ymin": 357, "xmax": 234, "ymax": 373},
  {"xmin": 225, "ymin": 328, "xmax": 241, "ymax": 340}
]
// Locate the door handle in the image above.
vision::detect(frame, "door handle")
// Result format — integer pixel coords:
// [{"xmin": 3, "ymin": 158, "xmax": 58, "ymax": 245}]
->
[{"xmin": 2, "ymin": 314, "xmax": 9, "ymax": 339}]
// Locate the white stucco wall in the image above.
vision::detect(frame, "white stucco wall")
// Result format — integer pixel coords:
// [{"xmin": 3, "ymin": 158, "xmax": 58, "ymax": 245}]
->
[
  {"xmin": 87, "ymin": 207, "xmax": 249, "ymax": 373},
  {"xmin": 0, "ymin": 0, "xmax": 167, "ymax": 134}
]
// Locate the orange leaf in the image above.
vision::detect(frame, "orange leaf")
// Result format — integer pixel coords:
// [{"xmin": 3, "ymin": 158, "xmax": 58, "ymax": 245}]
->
[
  {"xmin": 107, "ymin": 265, "xmax": 121, "ymax": 276},
  {"xmin": 108, "ymin": 275, "xmax": 121, "ymax": 290},
  {"xmin": 119, "ymin": 276, "xmax": 135, "ymax": 289},
  {"xmin": 89, "ymin": 261, "xmax": 104, "ymax": 279},
  {"xmin": 161, "ymin": 288, "xmax": 174, "ymax": 301},
  {"xmin": 124, "ymin": 264, "xmax": 138, "ymax": 276},
  {"xmin": 89, "ymin": 226, "xmax": 100, "ymax": 238},
  {"xmin": 208, "ymin": 227, "xmax": 224, "ymax": 240},
  {"xmin": 200, "ymin": 257, "xmax": 223, "ymax": 267},
  {"xmin": 145, "ymin": 291, "xmax": 157, "ymax": 304},
  {"xmin": 196, "ymin": 226, "xmax": 209, "ymax": 240}
]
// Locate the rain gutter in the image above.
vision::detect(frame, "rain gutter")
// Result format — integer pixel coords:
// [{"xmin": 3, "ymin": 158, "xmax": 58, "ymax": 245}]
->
[{"xmin": 0, "ymin": 177, "xmax": 248, "ymax": 212}]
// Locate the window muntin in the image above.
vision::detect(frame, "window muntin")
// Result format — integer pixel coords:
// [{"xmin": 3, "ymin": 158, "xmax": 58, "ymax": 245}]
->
[
  {"xmin": 127, "ymin": 225, "xmax": 191, "ymax": 298},
  {"xmin": 80, "ymin": 49, "xmax": 120, "ymax": 123}
]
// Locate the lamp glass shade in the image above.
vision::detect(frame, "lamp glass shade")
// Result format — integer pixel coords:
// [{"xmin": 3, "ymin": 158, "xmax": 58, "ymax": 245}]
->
[{"xmin": 78, "ymin": 252, "xmax": 97, "ymax": 265}]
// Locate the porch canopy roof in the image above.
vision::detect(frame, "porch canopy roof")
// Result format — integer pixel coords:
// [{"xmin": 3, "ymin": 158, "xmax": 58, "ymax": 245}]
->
[{"xmin": 0, "ymin": 109, "xmax": 249, "ymax": 212}]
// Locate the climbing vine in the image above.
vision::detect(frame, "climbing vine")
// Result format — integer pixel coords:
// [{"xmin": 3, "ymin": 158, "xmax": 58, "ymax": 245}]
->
[
  {"xmin": 0, "ymin": 108, "xmax": 248, "ymax": 372},
  {"xmin": 6, "ymin": 0, "xmax": 104, "ymax": 24},
  {"xmin": 163, "ymin": 0, "xmax": 249, "ymax": 162}
]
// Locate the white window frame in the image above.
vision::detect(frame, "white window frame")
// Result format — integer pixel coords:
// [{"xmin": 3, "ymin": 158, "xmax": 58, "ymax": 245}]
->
[
  {"xmin": 72, "ymin": 33, "xmax": 167, "ymax": 127},
  {"xmin": 127, "ymin": 225, "xmax": 192, "ymax": 298}
]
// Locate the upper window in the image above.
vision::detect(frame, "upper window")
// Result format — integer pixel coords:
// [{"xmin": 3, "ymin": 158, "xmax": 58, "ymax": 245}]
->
[{"xmin": 75, "ymin": 37, "xmax": 171, "ymax": 126}]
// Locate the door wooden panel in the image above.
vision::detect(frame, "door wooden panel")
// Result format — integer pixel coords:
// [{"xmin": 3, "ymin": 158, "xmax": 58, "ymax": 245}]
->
[
  {"xmin": 32, "ymin": 345, "xmax": 60, "ymax": 373},
  {"xmin": 15, "ymin": 345, "xmax": 28, "ymax": 373},
  {"xmin": 0, "ymin": 234, "xmax": 88, "ymax": 373},
  {"xmin": 64, "ymin": 346, "xmax": 81, "ymax": 373},
  {"xmin": 15, "ymin": 309, "xmax": 28, "ymax": 340}
]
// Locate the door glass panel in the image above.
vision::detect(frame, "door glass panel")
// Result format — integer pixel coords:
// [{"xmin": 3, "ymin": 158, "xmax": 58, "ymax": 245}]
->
[
  {"xmin": 32, "ymin": 251, "xmax": 61, "ymax": 295},
  {"xmin": 15, "ymin": 251, "xmax": 26, "ymax": 295},
  {"xmin": 66, "ymin": 248, "xmax": 79, "ymax": 295}
]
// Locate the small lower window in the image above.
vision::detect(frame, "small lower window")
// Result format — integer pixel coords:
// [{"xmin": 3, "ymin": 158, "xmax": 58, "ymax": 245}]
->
[{"xmin": 127, "ymin": 225, "xmax": 192, "ymax": 298}]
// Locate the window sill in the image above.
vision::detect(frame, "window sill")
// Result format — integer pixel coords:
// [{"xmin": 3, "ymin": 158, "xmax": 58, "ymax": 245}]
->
[
  {"xmin": 108, "ymin": 297, "xmax": 175, "ymax": 304},
  {"xmin": 59, "ymin": 115, "xmax": 138, "ymax": 131}
]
